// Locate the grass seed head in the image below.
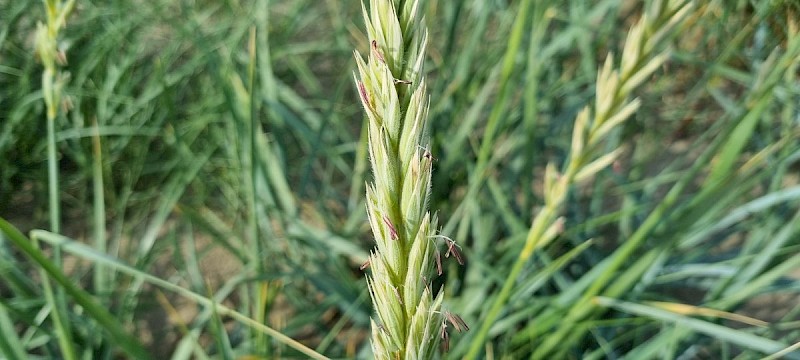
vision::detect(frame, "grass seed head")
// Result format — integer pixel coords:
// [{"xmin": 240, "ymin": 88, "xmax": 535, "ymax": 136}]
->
[{"xmin": 354, "ymin": 0, "xmax": 463, "ymax": 357}]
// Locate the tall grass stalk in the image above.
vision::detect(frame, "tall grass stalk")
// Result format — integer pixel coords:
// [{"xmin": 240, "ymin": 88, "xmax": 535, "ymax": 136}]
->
[
  {"xmin": 465, "ymin": 1, "xmax": 693, "ymax": 358},
  {"xmin": 245, "ymin": 24, "xmax": 269, "ymax": 355},
  {"xmin": 34, "ymin": 1, "xmax": 76, "ymax": 358},
  {"xmin": 354, "ymin": 0, "xmax": 465, "ymax": 358},
  {"xmin": 38, "ymin": 0, "xmax": 74, "ymax": 233},
  {"xmin": 91, "ymin": 118, "xmax": 109, "ymax": 300}
]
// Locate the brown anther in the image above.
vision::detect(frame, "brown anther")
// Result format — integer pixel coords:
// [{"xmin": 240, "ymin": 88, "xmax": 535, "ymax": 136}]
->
[
  {"xmin": 357, "ymin": 81, "xmax": 371, "ymax": 109},
  {"xmin": 393, "ymin": 286, "xmax": 403, "ymax": 305},
  {"xmin": 371, "ymin": 40, "xmax": 386, "ymax": 64},
  {"xmin": 435, "ymin": 248, "xmax": 443, "ymax": 276},
  {"xmin": 424, "ymin": 151, "xmax": 436, "ymax": 161},
  {"xmin": 393, "ymin": 78, "xmax": 412, "ymax": 85},
  {"xmin": 441, "ymin": 322, "xmax": 450, "ymax": 352},
  {"xmin": 383, "ymin": 215, "xmax": 398, "ymax": 240},
  {"xmin": 359, "ymin": 259, "xmax": 371, "ymax": 271},
  {"xmin": 445, "ymin": 239, "xmax": 464, "ymax": 265},
  {"xmin": 444, "ymin": 311, "xmax": 469, "ymax": 332},
  {"xmin": 418, "ymin": 145, "xmax": 437, "ymax": 161}
]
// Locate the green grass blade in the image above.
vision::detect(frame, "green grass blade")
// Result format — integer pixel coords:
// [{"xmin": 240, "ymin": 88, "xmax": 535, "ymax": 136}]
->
[
  {"xmin": 0, "ymin": 218, "xmax": 150, "ymax": 359},
  {"xmin": 595, "ymin": 297, "xmax": 799, "ymax": 358},
  {"xmin": 0, "ymin": 301, "xmax": 27, "ymax": 360},
  {"xmin": 29, "ymin": 229, "xmax": 330, "ymax": 360}
]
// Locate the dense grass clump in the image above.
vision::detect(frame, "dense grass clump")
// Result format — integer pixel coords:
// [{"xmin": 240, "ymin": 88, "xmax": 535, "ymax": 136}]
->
[{"xmin": 1, "ymin": 0, "xmax": 799, "ymax": 358}]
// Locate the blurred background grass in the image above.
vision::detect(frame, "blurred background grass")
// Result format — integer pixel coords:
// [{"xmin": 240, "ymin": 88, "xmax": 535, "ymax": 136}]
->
[{"xmin": 1, "ymin": 0, "xmax": 800, "ymax": 358}]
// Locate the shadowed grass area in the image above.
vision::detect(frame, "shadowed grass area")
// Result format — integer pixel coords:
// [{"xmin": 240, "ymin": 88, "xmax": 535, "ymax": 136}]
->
[{"xmin": 1, "ymin": 0, "xmax": 799, "ymax": 358}]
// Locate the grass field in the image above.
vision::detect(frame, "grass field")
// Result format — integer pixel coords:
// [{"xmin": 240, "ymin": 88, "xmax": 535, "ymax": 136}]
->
[{"xmin": 2, "ymin": 0, "xmax": 800, "ymax": 358}]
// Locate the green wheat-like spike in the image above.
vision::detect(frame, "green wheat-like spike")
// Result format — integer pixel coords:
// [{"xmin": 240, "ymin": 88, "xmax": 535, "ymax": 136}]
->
[{"xmin": 354, "ymin": 0, "xmax": 457, "ymax": 358}]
